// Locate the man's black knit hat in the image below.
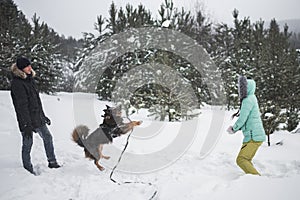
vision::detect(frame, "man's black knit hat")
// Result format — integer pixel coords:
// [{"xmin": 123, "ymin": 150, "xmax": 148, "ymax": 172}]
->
[{"xmin": 16, "ymin": 57, "xmax": 31, "ymax": 70}]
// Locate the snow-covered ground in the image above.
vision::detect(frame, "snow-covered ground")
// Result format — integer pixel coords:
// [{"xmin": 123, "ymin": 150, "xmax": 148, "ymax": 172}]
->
[{"xmin": 0, "ymin": 91, "xmax": 299, "ymax": 200}]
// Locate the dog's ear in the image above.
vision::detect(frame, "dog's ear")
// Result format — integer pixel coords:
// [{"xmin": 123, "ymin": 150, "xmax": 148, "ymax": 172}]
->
[{"xmin": 103, "ymin": 105, "xmax": 111, "ymax": 112}]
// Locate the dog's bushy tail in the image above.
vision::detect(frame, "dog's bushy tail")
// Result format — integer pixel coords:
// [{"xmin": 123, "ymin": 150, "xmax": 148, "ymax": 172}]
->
[{"xmin": 72, "ymin": 125, "xmax": 89, "ymax": 148}]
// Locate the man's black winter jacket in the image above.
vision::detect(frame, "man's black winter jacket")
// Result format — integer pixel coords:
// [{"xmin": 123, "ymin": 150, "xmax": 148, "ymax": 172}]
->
[{"xmin": 10, "ymin": 64, "xmax": 47, "ymax": 132}]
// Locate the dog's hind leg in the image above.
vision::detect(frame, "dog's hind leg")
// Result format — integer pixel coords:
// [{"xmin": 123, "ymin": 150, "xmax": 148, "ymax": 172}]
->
[
  {"xmin": 83, "ymin": 148, "xmax": 105, "ymax": 171},
  {"xmin": 93, "ymin": 145, "xmax": 110, "ymax": 171},
  {"xmin": 94, "ymin": 159, "xmax": 105, "ymax": 171},
  {"xmin": 98, "ymin": 144, "xmax": 110, "ymax": 160}
]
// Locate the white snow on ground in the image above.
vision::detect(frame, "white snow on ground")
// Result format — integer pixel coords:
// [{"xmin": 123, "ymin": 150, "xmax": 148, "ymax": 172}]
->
[{"xmin": 0, "ymin": 91, "xmax": 299, "ymax": 200}]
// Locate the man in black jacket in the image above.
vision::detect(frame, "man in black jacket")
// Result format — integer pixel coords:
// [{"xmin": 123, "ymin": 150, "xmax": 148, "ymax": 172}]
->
[{"xmin": 10, "ymin": 57, "xmax": 60, "ymax": 175}]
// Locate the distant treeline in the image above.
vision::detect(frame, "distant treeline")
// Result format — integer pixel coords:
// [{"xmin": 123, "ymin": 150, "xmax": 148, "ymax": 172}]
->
[{"xmin": 1, "ymin": 0, "xmax": 299, "ymax": 133}]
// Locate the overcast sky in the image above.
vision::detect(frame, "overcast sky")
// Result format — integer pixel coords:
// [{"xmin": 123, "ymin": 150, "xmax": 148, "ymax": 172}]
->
[{"xmin": 13, "ymin": 0, "xmax": 300, "ymax": 39}]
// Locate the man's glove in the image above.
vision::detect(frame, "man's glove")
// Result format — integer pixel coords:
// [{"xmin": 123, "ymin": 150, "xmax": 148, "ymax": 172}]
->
[
  {"xmin": 23, "ymin": 125, "xmax": 33, "ymax": 139},
  {"xmin": 45, "ymin": 117, "xmax": 51, "ymax": 126}
]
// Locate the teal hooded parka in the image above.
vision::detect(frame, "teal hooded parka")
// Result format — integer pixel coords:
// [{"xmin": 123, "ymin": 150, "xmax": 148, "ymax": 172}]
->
[{"xmin": 232, "ymin": 77, "xmax": 266, "ymax": 143}]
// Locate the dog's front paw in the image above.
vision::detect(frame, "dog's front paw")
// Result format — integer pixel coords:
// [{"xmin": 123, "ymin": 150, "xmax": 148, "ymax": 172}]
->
[
  {"xmin": 102, "ymin": 155, "xmax": 110, "ymax": 160},
  {"xmin": 133, "ymin": 121, "xmax": 142, "ymax": 126}
]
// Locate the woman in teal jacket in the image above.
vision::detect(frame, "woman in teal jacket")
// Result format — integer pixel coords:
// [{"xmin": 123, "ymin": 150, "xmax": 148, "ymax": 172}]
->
[{"xmin": 227, "ymin": 76, "xmax": 266, "ymax": 175}]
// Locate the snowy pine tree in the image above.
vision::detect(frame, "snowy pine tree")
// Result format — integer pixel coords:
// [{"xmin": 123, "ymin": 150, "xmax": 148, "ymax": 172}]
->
[
  {"xmin": 211, "ymin": 23, "xmax": 236, "ymax": 109},
  {"xmin": 0, "ymin": 0, "xmax": 31, "ymax": 89},
  {"xmin": 258, "ymin": 20, "xmax": 296, "ymax": 136},
  {"xmin": 0, "ymin": 0, "xmax": 79, "ymax": 93},
  {"xmin": 30, "ymin": 14, "xmax": 62, "ymax": 94},
  {"xmin": 211, "ymin": 10, "xmax": 253, "ymax": 109},
  {"xmin": 75, "ymin": 1, "xmax": 224, "ymax": 121},
  {"xmin": 210, "ymin": 11, "xmax": 299, "ymax": 138}
]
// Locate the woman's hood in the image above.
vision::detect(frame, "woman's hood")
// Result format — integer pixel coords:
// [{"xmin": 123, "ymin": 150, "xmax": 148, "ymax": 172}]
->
[
  {"xmin": 246, "ymin": 79, "xmax": 256, "ymax": 95},
  {"xmin": 238, "ymin": 76, "xmax": 256, "ymax": 100}
]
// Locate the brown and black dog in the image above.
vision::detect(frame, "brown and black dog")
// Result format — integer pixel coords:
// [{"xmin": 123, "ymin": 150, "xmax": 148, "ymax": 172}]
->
[{"xmin": 72, "ymin": 105, "xmax": 142, "ymax": 171}]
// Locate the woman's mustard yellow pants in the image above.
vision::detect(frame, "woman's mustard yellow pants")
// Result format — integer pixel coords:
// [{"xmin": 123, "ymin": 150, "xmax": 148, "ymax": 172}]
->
[{"xmin": 236, "ymin": 140, "xmax": 262, "ymax": 175}]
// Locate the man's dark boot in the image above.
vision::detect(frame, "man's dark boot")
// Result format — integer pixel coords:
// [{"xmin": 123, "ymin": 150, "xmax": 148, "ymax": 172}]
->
[
  {"xmin": 24, "ymin": 166, "xmax": 37, "ymax": 175},
  {"xmin": 48, "ymin": 162, "xmax": 61, "ymax": 169}
]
